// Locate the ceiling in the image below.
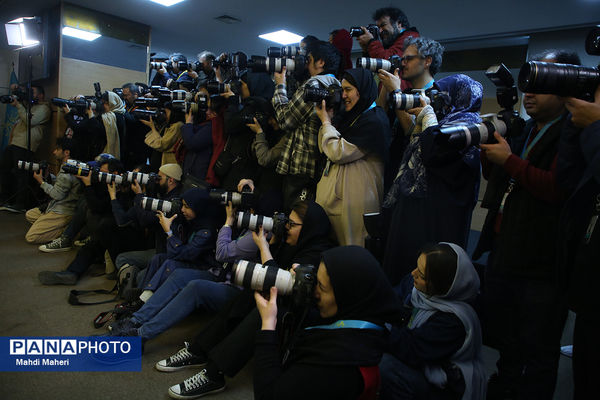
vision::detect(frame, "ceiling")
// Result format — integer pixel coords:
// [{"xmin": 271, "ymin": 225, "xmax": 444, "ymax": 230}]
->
[{"xmin": 1, "ymin": 0, "xmax": 599, "ymax": 59}]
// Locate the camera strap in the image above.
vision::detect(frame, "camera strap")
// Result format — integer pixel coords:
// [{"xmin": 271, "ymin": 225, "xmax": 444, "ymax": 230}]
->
[
  {"xmin": 584, "ymin": 194, "xmax": 600, "ymax": 244},
  {"xmin": 304, "ymin": 320, "xmax": 384, "ymax": 331}
]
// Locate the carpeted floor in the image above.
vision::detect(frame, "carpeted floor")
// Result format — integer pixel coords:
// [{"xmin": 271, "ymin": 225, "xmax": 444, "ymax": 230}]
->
[{"xmin": 0, "ymin": 210, "xmax": 574, "ymax": 399}]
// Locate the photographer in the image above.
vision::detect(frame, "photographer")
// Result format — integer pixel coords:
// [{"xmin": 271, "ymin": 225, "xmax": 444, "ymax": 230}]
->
[
  {"xmin": 272, "ymin": 41, "xmax": 341, "ymax": 210},
  {"xmin": 142, "ymin": 101, "xmax": 185, "ymax": 169},
  {"xmin": 378, "ymin": 37, "xmax": 483, "ymax": 285},
  {"xmin": 0, "ymin": 85, "xmax": 50, "ymax": 212},
  {"xmin": 25, "ymin": 138, "xmax": 82, "ymax": 244},
  {"xmin": 121, "ymin": 83, "xmax": 152, "ymax": 169},
  {"xmin": 160, "ymin": 201, "xmax": 334, "ymax": 399},
  {"xmin": 196, "ymin": 51, "xmax": 217, "ymax": 89},
  {"xmin": 38, "ymin": 158, "xmax": 145, "ymax": 285},
  {"xmin": 473, "ymin": 50, "xmax": 579, "ymax": 399},
  {"xmin": 356, "ymin": 7, "xmax": 419, "ymax": 60},
  {"xmin": 379, "ymin": 243, "xmax": 485, "ymax": 400},
  {"xmin": 556, "ymin": 86, "xmax": 600, "ymax": 399},
  {"xmin": 253, "ymin": 246, "xmax": 401, "ymax": 400},
  {"xmin": 151, "ymin": 53, "xmax": 187, "ymax": 88},
  {"xmin": 314, "ymin": 68, "xmax": 391, "ymax": 246},
  {"xmin": 180, "ymin": 102, "xmax": 213, "ymax": 182}
]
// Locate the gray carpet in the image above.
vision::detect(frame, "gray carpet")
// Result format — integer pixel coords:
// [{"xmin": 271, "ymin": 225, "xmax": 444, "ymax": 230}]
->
[{"xmin": 0, "ymin": 211, "xmax": 573, "ymax": 399}]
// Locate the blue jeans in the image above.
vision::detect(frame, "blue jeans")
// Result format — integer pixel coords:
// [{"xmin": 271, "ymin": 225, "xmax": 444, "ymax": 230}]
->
[
  {"xmin": 116, "ymin": 249, "xmax": 155, "ymax": 271},
  {"xmin": 133, "ymin": 268, "xmax": 239, "ymax": 340}
]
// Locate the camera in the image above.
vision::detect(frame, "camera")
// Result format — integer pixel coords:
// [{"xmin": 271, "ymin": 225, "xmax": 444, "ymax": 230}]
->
[
  {"xmin": 518, "ymin": 61, "xmax": 599, "ymax": 101},
  {"xmin": 135, "ymin": 87, "xmax": 193, "ymax": 108},
  {"xmin": 124, "ymin": 171, "xmax": 159, "ymax": 185},
  {"xmin": 206, "ymin": 80, "xmax": 242, "ymax": 96},
  {"xmin": 247, "ymin": 55, "xmax": 306, "ymax": 73},
  {"xmin": 17, "ymin": 160, "xmax": 48, "ymax": 173},
  {"xmin": 303, "ymin": 84, "xmax": 343, "ymax": 108},
  {"xmin": 350, "ymin": 25, "xmax": 380, "ymax": 41},
  {"xmin": 232, "ymin": 260, "xmax": 316, "ymax": 307},
  {"xmin": 171, "ymin": 96, "xmax": 209, "ymax": 118},
  {"xmin": 212, "ymin": 52, "xmax": 247, "ymax": 81},
  {"xmin": 61, "ymin": 162, "xmax": 123, "ymax": 184},
  {"xmin": 51, "ymin": 97, "xmax": 95, "ymax": 114},
  {"xmin": 209, "ymin": 187, "xmax": 255, "ymax": 208},
  {"xmin": 441, "ymin": 114, "xmax": 508, "ymax": 149},
  {"xmin": 235, "ymin": 211, "xmax": 287, "ymax": 237},
  {"xmin": 131, "ymin": 108, "xmax": 166, "ymax": 122},
  {"xmin": 140, "ymin": 196, "xmax": 182, "ymax": 216},
  {"xmin": 267, "ymin": 46, "xmax": 305, "ymax": 58},
  {"xmin": 356, "ymin": 55, "xmax": 402, "ymax": 73},
  {"xmin": 0, "ymin": 87, "xmax": 28, "ymax": 104}
]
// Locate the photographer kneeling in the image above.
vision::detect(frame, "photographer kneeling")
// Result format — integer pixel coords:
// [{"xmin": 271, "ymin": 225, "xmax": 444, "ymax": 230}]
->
[{"xmin": 254, "ymin": 245, "xmax": 401, "ymax": 399}]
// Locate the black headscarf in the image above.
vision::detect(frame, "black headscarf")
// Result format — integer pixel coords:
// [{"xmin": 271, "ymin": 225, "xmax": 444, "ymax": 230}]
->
[
  {"xmin": 288, "ymin": 246, "xmax": 402, "ymax": 367},
  {"xmin": 333, "ymin": 68, "xmax": 390, "ymax": 161},
  {"xmin": 243, "ymin": 71, "xmax": 275, "ymax": 101},
  {"xmin": 179, "ymin": 187, "xmax": 217, "ymax": 237}
]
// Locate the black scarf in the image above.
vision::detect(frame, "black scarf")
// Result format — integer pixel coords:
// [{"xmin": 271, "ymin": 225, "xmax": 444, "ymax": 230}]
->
[{"xmin": 333, "ymin": 69, "xmax": 390, "ymax": 161}]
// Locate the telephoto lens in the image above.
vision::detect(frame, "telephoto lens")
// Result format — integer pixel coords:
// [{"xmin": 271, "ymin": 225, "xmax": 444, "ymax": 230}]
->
[
  {"xmin": 61, "ymin": 163, "xmax": 92, "ymax": 177},
  {"xmin": 149, "ymin": 61, "xmax": 167, "ymax": 70},
  {"xmin": 232, "ymin": 260, "xmax": 295, "ymax": 294},
  {"xmin": 356, "ymin": 55, "xmax": 402, "ymax": 73},
  {"xmin": 124, "ymin": 171, "xmax": 159, "ymax": 185},
  {"xmin": 389, "ymin": 92, "xmax": 422, "ymax": 110},
  {"xmin": 518, "ymin": 61, "xmax": 600, "ymax": 100},
  {"xmin": 442, "ymin": 114, "xmax": 508, "ymax": 149},
  {"xmin": 140, "ymin": 196, "xmax": 182, "ymax": 215},
  {"xmin": 236, "ymin": 211, "xmax": 275, "ymax": 232},
  {"xmin": 17, "ymin": 160, "xmax": 47, "ymax": 172},
  {"xmin": 267, "ymin": 46, "xmax": 304, "ymax": 58},
  {"xmin": 247, "ymin": 56, "xmax": 305, "ymax": 73}
]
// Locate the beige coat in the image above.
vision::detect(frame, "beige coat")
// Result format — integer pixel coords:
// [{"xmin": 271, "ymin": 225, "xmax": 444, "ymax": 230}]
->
[
  {"xmin": 144, "ymin": 121, "xmax": 183, "ymax": 166},
  {"xmin": 315, "ymin": 121, "xmax": 384, "ymax": 246}
]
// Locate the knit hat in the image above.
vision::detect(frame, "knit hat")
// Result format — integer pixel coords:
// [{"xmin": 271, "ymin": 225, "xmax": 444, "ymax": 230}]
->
[{"xmin": 159, "ymin": 163, "xmax": 182, "ymax": 181}]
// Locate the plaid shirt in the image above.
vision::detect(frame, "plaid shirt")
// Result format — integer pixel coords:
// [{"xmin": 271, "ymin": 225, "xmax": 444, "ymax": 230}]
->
[{"xmin": 272, "ymin": 75, "xmax": 339, "ymax": 178}]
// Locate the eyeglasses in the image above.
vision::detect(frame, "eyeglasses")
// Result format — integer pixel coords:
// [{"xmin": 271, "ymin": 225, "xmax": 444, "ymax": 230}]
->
[
  {"xmin": 286, "ymin": 219, "xmax": 303, "ymax": 228},
  {"xmin": 401, "ymin": 54, "xmax": 425, "ymax": 63}
]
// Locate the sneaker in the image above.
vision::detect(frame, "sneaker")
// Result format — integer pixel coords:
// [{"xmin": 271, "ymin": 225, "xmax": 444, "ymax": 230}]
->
[
  {"xmin": 39, "ymin": 236, "xmax": 72, "ymax": 253},
  {"xmin": 168, "ymin": 369, "xmax": 225, "ymax": 399},
  {"xmin": 560, "ymin": 345, "xmax": 573, "ymax": 357},
  {"xmin": 74, "ymin": 236, "xmax": 92, "ymax": 247},
  {"xmin": 156, "ymin": 342, "xmax": 207, "ymax": 372},
  {"xmin": 38, "ymin": 270, "xmax": 78, "ymax": 285}
]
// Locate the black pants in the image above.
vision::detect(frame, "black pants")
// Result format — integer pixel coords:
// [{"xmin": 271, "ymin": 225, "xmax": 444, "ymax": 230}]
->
[
  {"xmin": 0, "ymin": 144, "xmax": 34, "ymax": 207},
  {"xmin": 484, "ymin": 271, "xmax": 567, "ymax": 400},
  {"xmin": 573, "ymin": 313, "xmax": 600, "ymax": 400},
  {"xmin": 189, "ymin": 290, "xmax": 258, "ymax": 377}
]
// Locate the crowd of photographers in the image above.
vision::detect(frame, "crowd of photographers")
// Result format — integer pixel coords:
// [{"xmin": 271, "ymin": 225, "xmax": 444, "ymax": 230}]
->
[{"xmin": 1, "ymin": 5, "xmax": 599, "ymax": 400}]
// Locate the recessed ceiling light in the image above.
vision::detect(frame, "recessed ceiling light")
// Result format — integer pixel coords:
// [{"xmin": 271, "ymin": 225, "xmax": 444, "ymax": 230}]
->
[
  {"xmin": 148, "ymin": 0, "xmax": 185, "ymax": 6},
  {"xmin": 62, "ymin": 26, "xmax": 101, "ymax": 41},
  {"xmin": 259, "ymin": 30, "xmax": 303, "ymax": 45}
]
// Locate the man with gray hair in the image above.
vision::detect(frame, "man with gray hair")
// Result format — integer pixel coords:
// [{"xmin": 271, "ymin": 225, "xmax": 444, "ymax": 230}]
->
[{"xmin": 196, "ymin": 51, "xmax": 216, "ymax": 89}]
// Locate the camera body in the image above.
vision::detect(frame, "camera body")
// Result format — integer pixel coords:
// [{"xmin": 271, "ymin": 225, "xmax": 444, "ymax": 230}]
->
[
  {"xmin": 303, "ymin": 84, "xmax": 343, "ymax": 108},
  {"xmin": 350, "ymin": 25, "xmax": 380, "ymax": 41}
]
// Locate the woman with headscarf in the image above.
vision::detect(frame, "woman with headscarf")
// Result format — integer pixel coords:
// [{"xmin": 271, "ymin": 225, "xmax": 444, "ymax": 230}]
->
[
  {"xmin": 142, "ymin": 102, "xmax": 185, "ymax": 168},
  {"xmin": 137, "ymin": 187, "xmax": 218, "ymax": 300},
  {"xmin": 379, "ymin": 242, "xmax": 486, "ymax": 400},
  {"xmin": 101, "ymin": 91, "xmax": 126, "ymax": 159},
  {"xmin": 253, "ymin": 245, "xmax": 402, "ymax": 400},
  {"xmin": 315, "ymin": 68, "xmax": 391, "ymax": 246},
  {"xmin": 379, "ymin": 72, "xmax": 483, "ymax": 285},
  {"xmin": 162, "ymin": 201, "xmax": 335, "ymax": 399}
]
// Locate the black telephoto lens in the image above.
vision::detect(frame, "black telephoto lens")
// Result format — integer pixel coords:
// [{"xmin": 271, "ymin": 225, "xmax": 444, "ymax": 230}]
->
[{"xmin": 518, "ymin": 61, "xmax": 600, "ymax": 100}]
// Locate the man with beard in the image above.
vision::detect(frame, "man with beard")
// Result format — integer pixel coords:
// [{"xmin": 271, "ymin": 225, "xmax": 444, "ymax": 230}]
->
[
  {"xmin": 356, "ymin": 7, "xmax": 419, "ymax": 60},
  {"xmin": 112, "ymin": 163, "xmax": 183, "ymax": 278}
]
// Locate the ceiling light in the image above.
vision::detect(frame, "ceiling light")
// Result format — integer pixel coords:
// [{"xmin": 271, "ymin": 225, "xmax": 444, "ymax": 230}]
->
[
  {"xmin": 62, "ymin": 26, "xmax": 101, "ymax": 41},
  {"xmin": 259, "ymin": 30, "xmax": 303, "ymax": 45},
  {"xmin": 148, "ymin": 0, "xmax": 185, "ymax": 6}
]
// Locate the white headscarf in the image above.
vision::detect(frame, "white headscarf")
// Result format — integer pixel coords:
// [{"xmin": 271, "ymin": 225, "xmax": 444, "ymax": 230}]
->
[
  {"xmin": 101, "ymin": 91, "xmax": 124, "ymax": 158},
  {"xmin": 409, "ymin": 242, "xmax": 486, "ymax": 400}
]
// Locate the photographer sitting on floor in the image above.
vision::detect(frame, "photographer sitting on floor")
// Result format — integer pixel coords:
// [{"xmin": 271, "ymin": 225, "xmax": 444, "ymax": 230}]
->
[{"xmin": 253, "ymin": 245, "xmax": 401, "ymax": 400}]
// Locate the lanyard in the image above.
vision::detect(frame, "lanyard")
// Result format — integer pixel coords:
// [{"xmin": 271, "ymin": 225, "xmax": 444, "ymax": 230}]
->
[
  {"xmin": 520, "ymin": 115, "xmax": 562, "ymax": 160},
  {"xmin": 421, "ymin": 79, "xmax": 435, "ymax": 91},
  {"xmin": 305, "ymin": 319, "xmax": 384, "ymax": 331}
]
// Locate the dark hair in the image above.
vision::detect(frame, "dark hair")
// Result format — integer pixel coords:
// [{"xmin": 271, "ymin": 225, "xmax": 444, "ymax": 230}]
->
[
  {"xmin": 373, "ymin": 7, "xmax": 409, "ymax": 28},
  {"xmin": 307, "ymin": 41, "xmax": 341, "ymax": 75},
  {"xmin": 164, "ymin": 101, "xmax": 185, "ymax": 124},
  {"xmin": 121, "ymin": 82, "xmax": 141, "ymax": 95},
  {"xmin": 301, "ymin": 35, "xmax": 319, "ymax": 48},
  {"xmin": 104, "ymin": 158, "xmax": 124, "ymax": 174},
  {"xmin": 55, "ymin": 137, "xmax": 72, "ymax": 152},
  {"xmin": 403, "ymin": 37, "xmax": 444, "ymax": 76},
  {"xmin": 169, "ymin": 52, "xmax": 187, "ymax": 64},
  {"xmin": 291, "ymin": 200, "xmax": 309, "ymax": 221},
  {"xmin": 32, "ymin": 85, "xmax": 45, "ymax": 96},
  {"xmin": 530, "ymin": 49, "xmax": 581, "ymax": 65},
  {"xmin": 419, "ymin": 243, "xmax": 457, "ymax": 296}
]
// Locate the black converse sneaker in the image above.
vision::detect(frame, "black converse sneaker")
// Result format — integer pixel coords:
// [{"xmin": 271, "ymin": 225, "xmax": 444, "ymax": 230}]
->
[
  {"xmin": 39, "ymin": 235, "xmax": 72, "ymax": 253},
  {"xmin": 155, "ymin": 342, "xmax": 207, "ymax": 372},
  {"xmin": 168, "ymin": 368, "xmax": 225, "ymax": 399}
]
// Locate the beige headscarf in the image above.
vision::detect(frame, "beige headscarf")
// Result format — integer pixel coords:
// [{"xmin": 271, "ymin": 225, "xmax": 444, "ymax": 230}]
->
[{"xmin": 101, "ymin": 91, "xmax": 125, "ymax": 158}]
